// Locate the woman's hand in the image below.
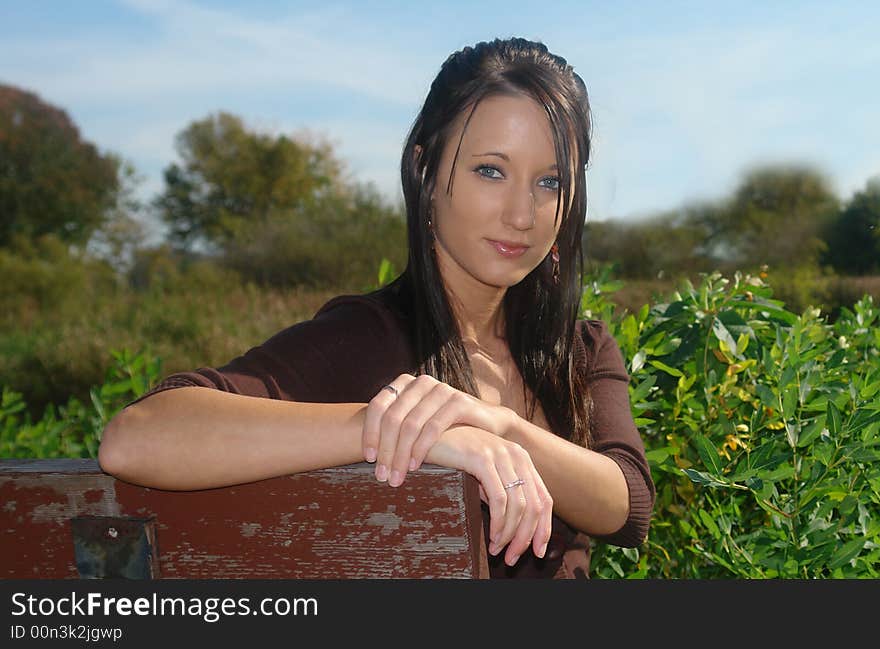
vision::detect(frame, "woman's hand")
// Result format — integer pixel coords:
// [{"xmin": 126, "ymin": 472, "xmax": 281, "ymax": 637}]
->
[
  {"xmin": 363, "ymin": 373, "xmax": 516, "ymax": 487},
  {"xmin": 425, "ymin": 425, "xmax": 552, "ymax": 565}
]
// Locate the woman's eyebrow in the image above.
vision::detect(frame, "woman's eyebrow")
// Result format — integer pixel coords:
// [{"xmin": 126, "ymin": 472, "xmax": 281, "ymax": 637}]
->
[{"xmin": 471, "ymin": 151, "xmax": 557, "ymax": 170}]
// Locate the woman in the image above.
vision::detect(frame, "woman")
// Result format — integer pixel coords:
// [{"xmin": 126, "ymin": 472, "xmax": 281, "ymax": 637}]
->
[{"xmin": 99, "ymin": 37, "xmax": 654, "ymax": 579}]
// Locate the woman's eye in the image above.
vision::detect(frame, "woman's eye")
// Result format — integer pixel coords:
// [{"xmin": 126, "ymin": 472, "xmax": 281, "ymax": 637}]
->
[
  {"xmin": 475, "ymin": 165, "xmax": 503, "ymax": 179},
  {"xmin": 539, "ymin": 176, "xmax": 560, "ymax": 191}
]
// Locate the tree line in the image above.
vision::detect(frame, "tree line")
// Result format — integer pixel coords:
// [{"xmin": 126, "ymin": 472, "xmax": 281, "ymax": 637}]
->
[
  {"xmin": 585, "ymin": 167, "xmax": 879, "ymax": 279},
  {"xmin": 2, "ymin": 82, "xmax": 878, "ymax": 292}
]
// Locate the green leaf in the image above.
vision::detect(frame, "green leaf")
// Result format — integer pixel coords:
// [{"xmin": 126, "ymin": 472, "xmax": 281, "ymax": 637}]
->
[
  {"xmin": 796, "ymin": 421, "xmax": 826, "ymax": 448},
  {"xmin": 649, "ymin": 360, "xmax": 683, "ymax": 377},
  {"xmin": 736, "ymin": 332, "xmax": 750, "ymax": 356},
  {"xmin": 630, "ymin": 349, "xmax": 646, "ymax": 373},
  {"xmin": 759, "ymin": 464, "xmax": 796, "ymax": 483},
  {"xmin": 89, "ymin": 388, "xmax": 106, "ymax": 423},
  {"xmin": 785, "ymin": 421, "xmax": 799, "ymax": 448},
  {"xmin": 629, "ymin": 375, "xmax": 656, "ymax": 403},
  {"xmin": 713, "ymin": 318, "xmax": 744, "ymax": 360},
  {"xmin": 755, "ymin": 384, "xmax": 776, "ymax": 408},
  {"xmin": 698, "ymin": 509, "xmax": 721, "ymax": 539},
  {"xmin": 782, "ymin": 386, "xmax": 798, "ymax": 418},
  {"xmin": 828, "ymin": 538, "xmax": 866, "ymax": 570},
  {"xmin": 753, "ymin": 301, "xmax": 798, "ymax": 325},
  {"xmin": 693, "ymin": 434, "xmax": 723, "ymax": 476},
  {"xmin": 645, "ymin": 448, "xmax": 671, "ymax": 463},
  {"xmin": 827, "ymin": 400, "xmax": 842, "ymax": 436},
  {"xmin": 683, "ymin": 468, "xmax": 728, "ymax": 488}
]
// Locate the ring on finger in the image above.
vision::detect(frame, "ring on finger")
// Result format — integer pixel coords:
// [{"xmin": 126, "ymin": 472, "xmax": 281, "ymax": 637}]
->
[
  {"xmin": 382, "ymin": 384, "xmax": 399, "ymax": 398},
  {"xmin": 503, "ymin": 477, "xmax": 525, "ymax": 490}
]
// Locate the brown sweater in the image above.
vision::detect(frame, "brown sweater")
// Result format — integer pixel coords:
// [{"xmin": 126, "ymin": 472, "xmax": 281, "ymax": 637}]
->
[{"xmin": 124, "ymin": 283, "xmax": 655, "ymax": 578}]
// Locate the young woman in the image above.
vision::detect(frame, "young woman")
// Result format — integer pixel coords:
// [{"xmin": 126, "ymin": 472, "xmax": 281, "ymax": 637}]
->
[{"xmin": 99, "ymin": 37, "xmax": 655, "ymax": 579}]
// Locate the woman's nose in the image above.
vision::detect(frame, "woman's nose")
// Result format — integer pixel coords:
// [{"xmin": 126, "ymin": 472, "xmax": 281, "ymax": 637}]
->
[{"xmin": 502, "ymin": 186, "xmax": 535, "ymax": 230}]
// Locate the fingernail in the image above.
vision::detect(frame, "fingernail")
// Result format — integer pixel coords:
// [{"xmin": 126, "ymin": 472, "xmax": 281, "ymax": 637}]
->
[
  {"xmin": 365, "ymin": 447, "xmax": 377, "ymax": 462},
  {"xmin": 376, "ymin": 464, "xmax": 388, "ymax": 481},
  {"xmin": 409, "ymin": 457, "xmax": 417, "ymax": 471},
  {"xmin": 389, "ymin": 470, "xmax": 402, "ymax": 487},
  {"xmin": 507, "ymin": 553, "xmax": 520, "ymax": 566},
  {"xmin": 488, "ymin": 543, "xmax": 498, "ymax": 555},
  {"xmin": 539, "ymin": 542, "xmax": 548, "ymax": 558}
]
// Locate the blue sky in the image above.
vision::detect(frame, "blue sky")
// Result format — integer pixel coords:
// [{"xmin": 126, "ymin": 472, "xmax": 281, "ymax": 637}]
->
[{"xmin": 2, "ymin": 0, "xmax": 878, "ymax": 245}]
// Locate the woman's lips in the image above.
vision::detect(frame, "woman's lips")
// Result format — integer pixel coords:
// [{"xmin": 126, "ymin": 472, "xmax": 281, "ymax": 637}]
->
[{"xmin": 487, "ymin": 239, "xmax": 530, "ymax": 258}]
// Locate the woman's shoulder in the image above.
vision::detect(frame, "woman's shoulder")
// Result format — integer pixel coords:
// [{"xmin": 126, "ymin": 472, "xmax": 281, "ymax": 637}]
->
[
  {"xmin": 574, "ymin": 318, "xmax": 629, "ymax": 382},
  {"xmin": 575, "ymin": 318, "xmax": 614, "ymax": 354},
  {"xmin": 262, "ymin": 286, "xmax": 409, "ymax": 354}
]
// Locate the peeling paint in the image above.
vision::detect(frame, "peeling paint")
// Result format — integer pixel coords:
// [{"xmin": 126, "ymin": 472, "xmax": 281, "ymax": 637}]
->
[
  {"xmin": 365, "ymin": 510, "xmax": 402, "ymax": 533},
  {"xmin": 14, "ymin": 475, "xmax": 121, "ymax": 524},
  {"xmin": 239, "ymin": 523, "xmax": 261, "ymax": 538}
]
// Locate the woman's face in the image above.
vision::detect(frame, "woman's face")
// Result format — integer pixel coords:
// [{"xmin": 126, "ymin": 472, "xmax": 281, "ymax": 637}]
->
[{"xmin": 429, "ymin": 93, "xmax": 565, "ymax": 292}]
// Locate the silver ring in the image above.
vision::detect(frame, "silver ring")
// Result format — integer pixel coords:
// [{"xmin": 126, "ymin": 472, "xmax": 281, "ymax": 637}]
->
[
  {"xmin": 382, "ymin": 384, "xmax": 399, "ymax": 398},
  {"xmin": 503, "ymin": 478, "xmax": 525, "ymax": 490}
]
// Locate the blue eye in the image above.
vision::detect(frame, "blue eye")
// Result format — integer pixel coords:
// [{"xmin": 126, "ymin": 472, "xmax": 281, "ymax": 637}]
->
[
  {"xmin": 475, "ymin": 165, "xmax": 503, "ymax": 179},
  {"xmin": 540, "ymin": 176, "xmax": 560, "ymax": 191}
]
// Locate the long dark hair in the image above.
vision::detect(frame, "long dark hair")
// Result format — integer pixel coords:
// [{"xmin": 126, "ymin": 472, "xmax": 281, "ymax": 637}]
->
[{"xmin": 389, "ymin": 37, "xmax": 593, "ymax": 447}]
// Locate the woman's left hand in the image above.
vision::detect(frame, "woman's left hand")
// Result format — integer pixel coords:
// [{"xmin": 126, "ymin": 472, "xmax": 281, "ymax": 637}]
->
[{"xmin": 363, "ymin": 373, "xmax": 517, "ymax": 486}]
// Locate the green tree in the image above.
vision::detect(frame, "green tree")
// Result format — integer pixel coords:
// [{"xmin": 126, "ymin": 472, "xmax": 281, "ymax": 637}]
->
[
  {"xmin": 156, "ymin": 112, "xmax": 343, "ymax": 253},
  {"xmin": 584, "ymin": 203, "xmax": 720, "ymax": 279},
  {"xmin": 707, "ymin": 165, "xmax": 840, "ymax": 271},
  {"xmin": 823, "ymin": 176, "xmax": 880, "ymax": 275},
  {"xmin": 0, "ymin": 84, "xmax": 123, "ymax": 248}
]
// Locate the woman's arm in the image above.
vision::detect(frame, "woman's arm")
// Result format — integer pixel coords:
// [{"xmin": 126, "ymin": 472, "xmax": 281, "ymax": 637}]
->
[
  {"xmin": 98, "ymin": 386, "xmax": 367, "ymax": 490},
  {"xmin": 504, "ymin": 320, "xmax": 654, "ymax": 545},
  {"xmin": 99, "ymin": 385, "xmax": 551, "ymax": 565},
  {"xmin": 503, "ymin": 419, "xmax": 629, "ymax": 537}
]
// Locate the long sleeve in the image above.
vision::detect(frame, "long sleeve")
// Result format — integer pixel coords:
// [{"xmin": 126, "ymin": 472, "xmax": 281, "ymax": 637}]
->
[{"xmin": 580, "ymin": 319, "xmax": 655, "ymax": 547}]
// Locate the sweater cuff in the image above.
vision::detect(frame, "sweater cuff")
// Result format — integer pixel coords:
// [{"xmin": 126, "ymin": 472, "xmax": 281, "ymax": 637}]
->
[{"xmin": 595, "ymin": 451, "xmax": 655, "ymax": 547}]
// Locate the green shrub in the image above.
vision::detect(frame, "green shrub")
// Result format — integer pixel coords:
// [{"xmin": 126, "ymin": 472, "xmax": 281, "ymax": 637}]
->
[
  {"xmin": 0, "ymin": 349, "xmax": 162, "ymax": 458},
  {"xmin": 585, "ymin": 268, "xmax": 879, "ymax": 578}
]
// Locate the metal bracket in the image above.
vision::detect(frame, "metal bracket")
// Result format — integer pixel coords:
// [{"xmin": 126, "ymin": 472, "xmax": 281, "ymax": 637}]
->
[{"xmin": 70, "ymin": 516, "xmax": 160, "ymax": 579}]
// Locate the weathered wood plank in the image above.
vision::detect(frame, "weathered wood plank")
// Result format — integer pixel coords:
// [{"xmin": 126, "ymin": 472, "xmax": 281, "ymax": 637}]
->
[{"xmin": 0, "ymin": 459, "xmax": 489, "ymax": 579}]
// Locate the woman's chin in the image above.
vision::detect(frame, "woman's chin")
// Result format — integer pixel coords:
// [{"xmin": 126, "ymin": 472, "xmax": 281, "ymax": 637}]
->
[{"xmin": 476, "ymin": 268, "xmax": 534, "ymax": 289}]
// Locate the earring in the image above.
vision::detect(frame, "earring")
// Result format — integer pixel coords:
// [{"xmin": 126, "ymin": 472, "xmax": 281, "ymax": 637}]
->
[{"xmin": 551, "ymin": 242, "xmax": 560, "ymax": 285}]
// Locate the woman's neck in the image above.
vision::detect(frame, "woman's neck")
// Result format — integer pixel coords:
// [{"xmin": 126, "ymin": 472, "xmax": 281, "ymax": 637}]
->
[{"xmin": 440, "ymin": 275, "xmax": 508, "ymax": 352}]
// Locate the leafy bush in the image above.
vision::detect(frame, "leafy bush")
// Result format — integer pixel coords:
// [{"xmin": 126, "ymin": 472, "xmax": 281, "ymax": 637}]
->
[
  {"xmin": 585, "ymin": 268, "xmax": 879, "ymax": 578},
  {"xmin": 0, "ymin": 349, "xmax": 161, "ymax": 459}
]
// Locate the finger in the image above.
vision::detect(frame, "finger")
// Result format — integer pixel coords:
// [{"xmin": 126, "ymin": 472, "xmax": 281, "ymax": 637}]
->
[
  {"xmin": 363, "ymin": 377, "xmax": 409, "ymax": 463},
  {"xmin": 388, "ymin": 383, "xmax": 451, "ymax": 486},
  {"xmin": 504, "ymin": 465, "xmax": 544, "ymax": 566},
  {"xmin": 375, "ymin": 374, "xmax": 425, "ymax": 482},
  {"xmin": 494, "ymin": 468, "xmax": 527, "ymax": 556},
  {"xmin": 477, "ymin": 460, "xmax": 508, "ymax": 553},
  {"xmin": 529, "ymin": 467, "xmax": 554, "ymax": 559},
  {"xmin": 407, "ymin": 387, "xmax": 460, "ymax": 471}
]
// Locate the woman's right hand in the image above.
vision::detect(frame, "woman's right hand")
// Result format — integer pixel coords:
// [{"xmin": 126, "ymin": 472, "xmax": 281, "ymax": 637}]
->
[{"xmin": 423, "ymin": 425, "xmax": 553, "ymax": 567}]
